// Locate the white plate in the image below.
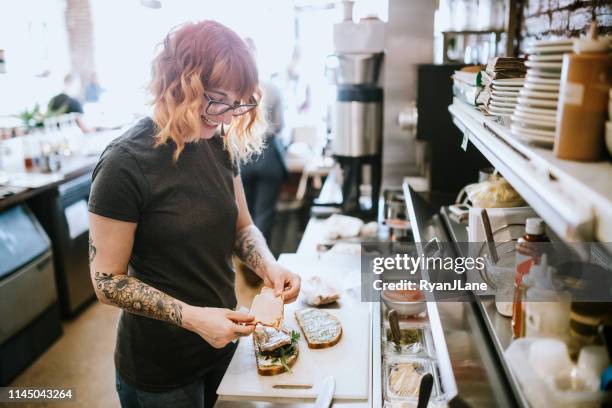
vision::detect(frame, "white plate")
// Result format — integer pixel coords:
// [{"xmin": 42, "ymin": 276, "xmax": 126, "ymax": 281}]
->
[
  {"xmin": 512, "ymin": 130, "xmax": 555, "ymax": 146},
  {"xmin": 512, "ymin": 109, "xmax": 557, "ymax": 123},
  {"xmin": 491, "ymin": 94, "xmax": 519, "ymax": 102},
  {"xmin": 515, "ymin": 104, "xmax": 557, "ymax": 116},
  {"xmin": 491, "ymin": 86, "xmax": 522, "ymax": 93},
  {"xmin": 525, "ymin": 69, "xmax": 561, "ymax": 78},
  {"xmin": 491, "ymin": 89, "xmax": 519, "ymax": 99},
  {"xmin": 518, "ymin": 96, "xmax": 558, "ymax": 108},
  {"xmin": 523, "ymin": 82, "xmax": 560, "ymax": 91},
  {"xmin": 490, "ymin": 100, "xmax": 518, "ymax": 108},
  {"xmin": 491, "ymin": 78, "xmax": 525, "ymax": 86},
  {"xmin": 511, "ymin": 123, "xmax": 555, "ymax": 138},
  {"xmin": 525, "ymin": 60, "xmax": 563, "ymax": 70},
  {"xmin": 525, "ymin": 45, "xmax": 573, "ymax": 54},
  {"xmin": 527, "ymin": 54, "xmax": 564, "ymax": 62},
  {"xmin": 525, "ymin": 75, "xmax": 561, "ymax": 85},
  {"xmin": 519, "ymin": 89, "xmax": 559, "ymax": 100},
  {"xmin": 488, "ymin": 106, "xmax": 515, "ymax": 115},
  {"xmin": 527, "ymin": 38, "xmax": 574, "ymax": 47},
  {"xmin": 511, "ymin": 114, "xmax": 556, "ymax": 129}
]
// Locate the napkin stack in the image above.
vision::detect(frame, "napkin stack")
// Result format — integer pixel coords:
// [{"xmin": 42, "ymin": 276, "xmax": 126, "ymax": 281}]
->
[{"xmin": 477, "ymin": 57, "xmax": 526, "ymax": 116}]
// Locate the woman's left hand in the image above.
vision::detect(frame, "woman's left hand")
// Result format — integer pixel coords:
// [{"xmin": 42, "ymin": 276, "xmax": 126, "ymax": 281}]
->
[{"xmin": 263, "ymin": 263, "xmax": 301, "ymax": 303}]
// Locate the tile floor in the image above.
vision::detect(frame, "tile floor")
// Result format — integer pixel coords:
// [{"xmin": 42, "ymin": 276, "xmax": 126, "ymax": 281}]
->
[{"xmin": 9, "ymin": 267, "xmax": 262, "ymax": 408}]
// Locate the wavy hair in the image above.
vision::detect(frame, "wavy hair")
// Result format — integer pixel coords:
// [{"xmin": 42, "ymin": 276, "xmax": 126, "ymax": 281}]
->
[{"xmin": 149, "ymin": 20, "xmax": 265, "ymax": 162}]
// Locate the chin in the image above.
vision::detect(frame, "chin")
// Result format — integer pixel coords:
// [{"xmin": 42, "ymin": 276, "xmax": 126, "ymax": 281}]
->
[{"xmin": 199, "ymin": 115, "xmax": 220, "ymax": 139}]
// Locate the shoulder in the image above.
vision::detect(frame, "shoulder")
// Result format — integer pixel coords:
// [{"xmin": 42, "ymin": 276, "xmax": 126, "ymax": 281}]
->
[
  {"xmin": 94, "ymin": 117, "xmax": 162, "ymax": 178},
  {"xmin": 208, "ymin": 135, "xmax": 239, "ymax": 176}
]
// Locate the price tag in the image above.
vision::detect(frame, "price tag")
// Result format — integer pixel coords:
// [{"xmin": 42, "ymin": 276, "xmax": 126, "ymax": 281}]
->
[{"xmin": 461, "ymin": 131, "xmax": 469, "ymax": 151}]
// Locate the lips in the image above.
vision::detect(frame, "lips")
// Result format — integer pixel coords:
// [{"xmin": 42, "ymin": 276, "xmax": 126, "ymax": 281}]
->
[{"xmin": 200, "ymin": 114, "xmax": 219, "ymax": 128}]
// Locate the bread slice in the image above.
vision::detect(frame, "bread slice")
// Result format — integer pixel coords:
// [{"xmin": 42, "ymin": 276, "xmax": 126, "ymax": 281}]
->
[
  {"xmin": 294, "ymin": 308, "xmax": 342, "ymax": 349},
  {"xmin": 250, "ymin": 287, "xmax": 283, "ymax": 329},
  {"xmin": 253, "ymin": 328, "xmax": 299, "ymax": 376}
]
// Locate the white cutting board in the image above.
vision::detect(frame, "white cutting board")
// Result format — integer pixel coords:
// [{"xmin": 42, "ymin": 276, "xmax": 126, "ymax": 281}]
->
[{"xmin": 217, "ymin": 254, "xmax": 370, "ymax": 400}]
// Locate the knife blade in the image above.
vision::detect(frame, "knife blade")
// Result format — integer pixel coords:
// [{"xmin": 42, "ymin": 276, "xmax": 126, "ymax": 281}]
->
[{"xmin": 313, "ymin": 376, "xmax": 335, "ymax": 408}]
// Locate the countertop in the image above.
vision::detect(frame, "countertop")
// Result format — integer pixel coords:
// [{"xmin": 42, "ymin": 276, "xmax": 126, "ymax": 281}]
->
[{"xmin": 0, "ymin": 129, "xmax": 121, "ymax": 212}]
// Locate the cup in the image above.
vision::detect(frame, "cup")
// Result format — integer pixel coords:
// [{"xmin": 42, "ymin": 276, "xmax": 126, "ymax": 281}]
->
[
  {"xmin": 578, "ymin": 345, "xmax": 609, "ymax": 379},
  {"xmin": 529, "ymin": 338, "xmax": 572, "ymax": 378}
]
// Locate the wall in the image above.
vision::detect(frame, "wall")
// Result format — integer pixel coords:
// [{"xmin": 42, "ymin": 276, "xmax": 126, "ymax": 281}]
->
[
  {"xmin": 65, "ymin": 0, "xmax": 96, "ymax": 82},
  {"xmin": 520, "ymin": 0, "xmax": 612, "ymax": 51},
  {"xmin": 382, "ymin": 0, "xmax": 435, "ymax": 186}
]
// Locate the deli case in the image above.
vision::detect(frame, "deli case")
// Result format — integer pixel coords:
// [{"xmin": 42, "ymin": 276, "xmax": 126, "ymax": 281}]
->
[{"xmin": 370, "ymin": 185, "xmax": 519, "ymax": 407}]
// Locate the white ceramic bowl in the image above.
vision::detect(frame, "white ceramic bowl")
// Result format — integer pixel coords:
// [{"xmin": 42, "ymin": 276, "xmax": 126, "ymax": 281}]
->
[{"xmin": 381, "ymin": 290, "xmax": 426, "ymax": 317}]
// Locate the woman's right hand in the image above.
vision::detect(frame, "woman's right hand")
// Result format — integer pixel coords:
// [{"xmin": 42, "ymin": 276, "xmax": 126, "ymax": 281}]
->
[{"xmin": 183, "ymin": 306, "xmax": 255, "ymax": 348}]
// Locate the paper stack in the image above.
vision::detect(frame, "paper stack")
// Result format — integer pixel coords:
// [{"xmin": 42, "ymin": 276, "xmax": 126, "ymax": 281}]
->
[{"xmin": 477, "ymin": 57, "xmax": 526, "ymax": 116}]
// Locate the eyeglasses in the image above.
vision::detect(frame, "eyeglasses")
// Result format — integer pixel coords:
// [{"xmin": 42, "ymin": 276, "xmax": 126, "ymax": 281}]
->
[{"xmin": 204, "ymin": 93, "xmax": 257, "ymax": 116}]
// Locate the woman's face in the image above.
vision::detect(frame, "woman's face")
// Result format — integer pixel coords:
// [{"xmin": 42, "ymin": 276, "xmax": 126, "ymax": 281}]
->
[{"xmin": 199, "ymin": 88, "xmax": 240, "ymax": 139}]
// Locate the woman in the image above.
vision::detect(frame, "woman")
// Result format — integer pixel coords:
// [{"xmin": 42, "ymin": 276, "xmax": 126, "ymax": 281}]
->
[{"xmin": 87, "ymin": 21, "xmax": 300, "ymax": 408}]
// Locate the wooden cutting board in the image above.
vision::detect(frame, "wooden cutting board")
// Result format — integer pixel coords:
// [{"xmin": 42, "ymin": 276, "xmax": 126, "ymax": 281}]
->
[{"xmin": 217, "ymin": 255, "xmax": 370, "ymax": 400}]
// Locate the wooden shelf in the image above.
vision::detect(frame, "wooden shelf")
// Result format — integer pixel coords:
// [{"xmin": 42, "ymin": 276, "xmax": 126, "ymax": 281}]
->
[{"xmin": 448, "ymin": 99, "xmax": 612, "ymax": 244}]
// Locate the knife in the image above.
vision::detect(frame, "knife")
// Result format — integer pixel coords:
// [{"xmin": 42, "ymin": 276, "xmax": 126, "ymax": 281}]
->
[{"xmin": 313, "ymin": 376, "xmax": 335, "ymax": 408}]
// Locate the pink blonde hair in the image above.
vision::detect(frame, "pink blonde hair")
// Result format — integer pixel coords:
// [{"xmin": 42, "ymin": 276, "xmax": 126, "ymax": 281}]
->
[{"xmin": 149, "ymin": 20, "xmax": 265, "ymax": 162}]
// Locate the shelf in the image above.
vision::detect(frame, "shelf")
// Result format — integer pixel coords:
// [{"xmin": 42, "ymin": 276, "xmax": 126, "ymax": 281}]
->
[
  {"xmin": 448, "ymin": 99, "xmax": 612, "ymax": 244},
  {"xmin": 442, "ymin": 30, "xmax": 504, "ymax": 35}
]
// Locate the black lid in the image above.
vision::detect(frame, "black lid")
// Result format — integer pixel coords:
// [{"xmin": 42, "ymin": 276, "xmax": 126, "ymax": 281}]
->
[{"xmin": 337, "ymin": 85, "xmax": 383, "ymax": 102}]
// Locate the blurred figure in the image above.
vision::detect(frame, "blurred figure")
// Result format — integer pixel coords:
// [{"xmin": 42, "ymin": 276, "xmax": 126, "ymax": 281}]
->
[
  {"xmin": 48, "ymin": 73, "xmax": 92, "ymax": 132},
  {"xmin": 241, "ymin": 38, "xmax": 288, "ymax": 243},
  {"xmin": 84, "ymin": 72, "xmax": 104, "ymax": 102}
]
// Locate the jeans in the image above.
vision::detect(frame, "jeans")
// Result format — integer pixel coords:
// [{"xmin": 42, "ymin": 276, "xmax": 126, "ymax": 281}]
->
[
  {"xmin": 115, "ymin": 349, "xmax": 234, "ymax": 408},
  {"xmin": 241, "ymin": 138, "xmax": 287, "ymax": 242}
]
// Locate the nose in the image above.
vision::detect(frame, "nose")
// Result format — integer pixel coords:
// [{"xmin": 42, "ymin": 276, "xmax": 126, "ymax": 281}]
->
[{"xmin": 221, "ymin": 110, "xmax": 233, "ymax": 126}]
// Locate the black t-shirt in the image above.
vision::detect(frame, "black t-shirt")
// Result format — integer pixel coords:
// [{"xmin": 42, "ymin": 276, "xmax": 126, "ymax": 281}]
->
[
  {"xmin": 88, "ymin": 117, "xmax": 239, "ymax": 391},
  {"xmin": 48, "ymin": 93, "xmax": 84, "ymax": 114}
]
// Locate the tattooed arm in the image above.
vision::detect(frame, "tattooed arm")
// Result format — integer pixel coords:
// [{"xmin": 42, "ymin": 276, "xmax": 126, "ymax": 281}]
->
[
  {"xmin": 88, "ymin": 212, "xmax": 254, "ymax": 347},
  {"xmin": 233, "ymin": 177, "xmax": 301, "ymax": 302}
]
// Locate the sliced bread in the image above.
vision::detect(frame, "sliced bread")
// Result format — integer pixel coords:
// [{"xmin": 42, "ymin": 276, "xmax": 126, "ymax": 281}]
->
[{"xmin": 294, "ymin": 308, "xmax": 342, "ymax": 349}]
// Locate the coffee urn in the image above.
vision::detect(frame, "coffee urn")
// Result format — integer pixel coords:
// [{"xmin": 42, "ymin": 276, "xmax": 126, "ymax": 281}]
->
[{"xmin": 331, "ymin": 49, "xmax": 385, "ymax": 217}]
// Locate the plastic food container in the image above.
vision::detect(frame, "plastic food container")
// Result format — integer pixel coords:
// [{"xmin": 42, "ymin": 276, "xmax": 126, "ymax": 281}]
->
[
  {"xmin": 383, "ymin": 357, "xmax": 442, "ymax": 402},
  {"xmin": 382, "ymin": 323, "xmax": 434, "ymax": 359}
]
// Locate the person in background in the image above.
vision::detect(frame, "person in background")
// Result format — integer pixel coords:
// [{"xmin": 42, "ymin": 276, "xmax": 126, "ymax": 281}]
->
[
  {"xmin": 48, "ymin": 73, "xmax": 93, "ymax": 132},
  {"xmin": 84, "ymin": 71, "xmax": 104, "ymax": 102},
  {"xmin": 88, "ymin": 21, "xmax": 300, "ymax": 408},
  {"xmin": 241, "ymin": 38, "xmax": 288, "ymax": 243}
]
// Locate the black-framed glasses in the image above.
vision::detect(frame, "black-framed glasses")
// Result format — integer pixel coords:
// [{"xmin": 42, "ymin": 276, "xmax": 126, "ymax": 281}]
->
[{"xmin": 204, "ymin": 93, "xmax": 257, "ymax": 116}]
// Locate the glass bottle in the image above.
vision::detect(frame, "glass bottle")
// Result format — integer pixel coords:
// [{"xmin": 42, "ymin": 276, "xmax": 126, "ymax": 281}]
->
[{"xmin": 511, "ymin": 218, "xmax": 550, "ymax": 338}]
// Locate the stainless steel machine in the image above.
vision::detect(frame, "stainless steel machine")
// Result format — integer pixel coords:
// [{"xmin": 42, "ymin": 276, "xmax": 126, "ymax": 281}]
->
[
  {"xmin": 331, "ymin": 52, "xmax": 384, "ymax": 217},
  {"xmin": 0, "ymin": 204, "xmax": 62, "ymax": 384}
]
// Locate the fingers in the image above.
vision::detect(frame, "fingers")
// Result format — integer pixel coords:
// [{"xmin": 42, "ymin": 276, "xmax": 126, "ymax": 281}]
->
[
  {"xmin": 226, "ymin": 311, "xmax": 255, "ymax": 324},
  {"xmin": 282, "ymin": 275, "xmax": 301, "ymax": 303},
  {"xmin": 273, "ymin": 277, "xmax": 285, "ymax": 297},
  {"xmin": 232, "ymin": 322, "xmax": 256, "ymax": 336}
]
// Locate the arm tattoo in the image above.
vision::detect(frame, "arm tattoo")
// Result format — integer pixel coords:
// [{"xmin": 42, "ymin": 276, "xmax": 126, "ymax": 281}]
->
[
  {"xmin": 234, "ymin": 225, "xmax": 274, "ymax": 274},
  {"xmin": 88, "ymin": 236, "xmax": 96, "ymax": 265},
  {"xmin": 94, "ymin": 272, "xmax": 183, "ymax": 326}
]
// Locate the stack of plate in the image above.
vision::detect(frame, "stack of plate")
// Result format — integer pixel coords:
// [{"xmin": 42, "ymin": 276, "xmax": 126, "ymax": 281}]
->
[
  {"xmin": 489, "ymin": 78, "xmax": 525, "ymax": 116},
  {"xmin": 510, "ymin": 38, "xmax": 573, "ymax": 146}
]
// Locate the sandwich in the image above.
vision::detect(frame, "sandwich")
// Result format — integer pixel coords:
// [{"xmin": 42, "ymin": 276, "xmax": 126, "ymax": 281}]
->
[
  {"xmin": 253, "ymin": 325, "xmax": 300, "ymax": 375},
  {"xmin": 249, "ymin": 287, "xmax": 284, "ymax": 329},
  {"xmin": 294, "ymin": 308, "xmax": 342, "ymax": 349},
  {"xmin": 302, "ymin": 276, "xmax": 341, "ymax": 306}
]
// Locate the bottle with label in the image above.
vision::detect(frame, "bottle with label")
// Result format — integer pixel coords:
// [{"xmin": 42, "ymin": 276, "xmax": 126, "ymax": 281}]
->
[
  {"xmin": 523, "ymin": 254, "xmax": 571, "ymax": 340},
  {"xmin": 511, "ymin": 218, "xmax": 550, "ymax": 338},
  {"xmin": 554, "ymin": 21, "xmax": 612, "ymax": 161}
]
